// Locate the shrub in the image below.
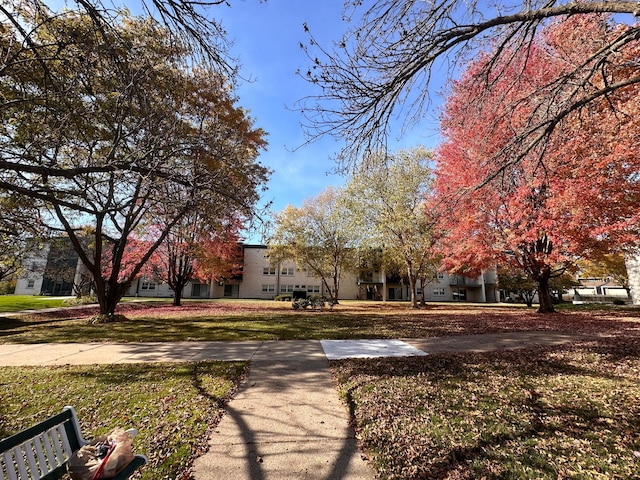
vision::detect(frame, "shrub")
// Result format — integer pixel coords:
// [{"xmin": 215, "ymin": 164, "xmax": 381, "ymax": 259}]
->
[
  {"xmin": 292, "ymin": 295, "xmax": 327, "ymax": 310},
  {"xmin": 274, "ymin": 294, "xmax": 292, "ymax": 302},
  {"xmin": 0, "ymin": 279, "xmax": 17, "ymax": 295},
  {"xmin": 63, "ymin": 295, "xmax": 98, "ymax": 306}
]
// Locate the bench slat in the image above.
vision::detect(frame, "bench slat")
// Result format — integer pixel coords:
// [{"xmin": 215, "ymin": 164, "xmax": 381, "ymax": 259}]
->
[
  {"xmin": 2, "ymin": 407, "xmax": 146, "ymax": 480},
  {"xmin": 3, "ymin": 450, "xmax": 19, "ymax": 480},
  {"xmin": 42, "ymin": 432, "xmax": 58, "ymax": 471},
  {"xmin": 51, "ymin": 427, "xmax": 67, "ymax": 464},
  {"xmin": 33, "ymin": 437, "xmax": 48, "ymax": 476},
  {"xmin": 59, "ymin": 425, "xmax": 73, "ymax": 457},
  {"xmin": 24, "ymin": 441, "xmax": 40, "ymax": 477},
  {"xmin": 14, "ymin": 445, "xmax": 29, "ymax": 479}
]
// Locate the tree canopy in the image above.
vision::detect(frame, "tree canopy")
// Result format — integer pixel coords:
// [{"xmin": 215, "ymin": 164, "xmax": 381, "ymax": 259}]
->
[
  {"xmin": 343, "ymin": 146, "xmax": 438, "ymax": 308},
  {"xmin": 267, "ymin": 187, "xmax": 357, "ymax": 302},
  {"xmin": 144, "ymin": 211, "xmax": 245, "ymax": 306},
  {"xmin": 302, "ymin": 1, "xmax": 640, "ymax": 171},
  {"xmin": 433, "ymin": 15, "xmax": 640, "ymax": 313},
  {"xmin": 0, "ymin": 10, "xmax": 268, "ymax": 318}
]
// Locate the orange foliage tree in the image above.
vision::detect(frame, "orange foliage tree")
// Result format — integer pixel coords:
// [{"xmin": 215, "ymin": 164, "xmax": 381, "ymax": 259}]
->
[
  {"xmin": 141, "ymin": 213, "xmax": 245, "ymax": 306},
  {"xmin": 434, "ymin": 14, "xmax": 640, "ymax": 313}
]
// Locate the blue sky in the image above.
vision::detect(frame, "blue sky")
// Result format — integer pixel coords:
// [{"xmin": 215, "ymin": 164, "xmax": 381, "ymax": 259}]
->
[{"xmin": 216, "ymin": 1, "xmax": 443, "ymax": 238}]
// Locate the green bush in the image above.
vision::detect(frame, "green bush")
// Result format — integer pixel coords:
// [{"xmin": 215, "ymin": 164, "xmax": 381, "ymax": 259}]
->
[
  {"xmin": 62, "ymin": 295, "xmax": 98, "ymax": 306},
  {"xmin": 274, "ymin": 294, "xmax": 292, "ymax": 302}
]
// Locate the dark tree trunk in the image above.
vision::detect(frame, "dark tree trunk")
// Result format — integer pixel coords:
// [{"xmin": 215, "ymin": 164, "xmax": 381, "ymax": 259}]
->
[
  {"xmin": 173, "ymin": 287, "xmax": 183, "ymax": 306},
  {"xmin": 92, "ymin": 277, "xmax": 128, "ymax": 322},
  {"xmin": 536, "ymin": 266, "xmax": 555, "ymax": 314}
]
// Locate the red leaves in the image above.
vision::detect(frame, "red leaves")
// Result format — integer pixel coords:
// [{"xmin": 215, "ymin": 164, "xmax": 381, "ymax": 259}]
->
[{"xmin": 434, "ymin": 14, "xmax": 640, "ymax": 284}]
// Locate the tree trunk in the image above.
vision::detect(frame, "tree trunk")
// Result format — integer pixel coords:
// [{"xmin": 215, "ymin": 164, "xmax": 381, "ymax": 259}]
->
[
  {"xmin": 408, "ymin": 273, "xmax": 419, "ymax": 308},
  {"xmin": 332, "ymin": 275, "xmax": 340, "ymax": 304},
  {"xmin": 173, "ymin": 288, "xmax": 182, "ymax": 306},
  {"xmin": 169, "ymin": 276, "xmax": 188, "ymax": 307},
  {"xmin": 536, "ymin": 266, "xmax": 555, "ymax": 314},
  {"xmin": 92, "ymin": 279, "xmax": 127, "ymax": 322}
]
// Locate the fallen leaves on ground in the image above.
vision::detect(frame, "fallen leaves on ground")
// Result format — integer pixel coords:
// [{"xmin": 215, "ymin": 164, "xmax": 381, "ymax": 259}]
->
[{"xmin": 331, "ymin": 336, "xmax": 640, "ymax": 479}]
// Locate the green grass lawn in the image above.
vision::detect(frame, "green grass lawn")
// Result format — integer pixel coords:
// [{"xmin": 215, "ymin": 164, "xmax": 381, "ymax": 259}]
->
[
  {"xmin": 1, "ymin": 299, "xmax": 638, "ymax": 343},
  {"xmin": 1, "ymin": 300, "xmax": 639, "ymax": 479},
  {"xmin": 332, "ymin": 337, "xmax": 640, "ymax": 479},
  {"xmin": 0, "ymin": 294, "xmax": 70, "ymax": 311},
  {"xmin": 0, "ymin": 361, "xmax": 247, "ymax": 480}
]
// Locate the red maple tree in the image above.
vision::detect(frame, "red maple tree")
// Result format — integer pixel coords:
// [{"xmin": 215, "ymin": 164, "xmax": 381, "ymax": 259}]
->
[
  {"xmin": 142, "ymin": 213, "xmax": 245, "ymax": 306},
  {"xmin": 434, "ymin": 14, "xmax": 640, "ymax": 313}
]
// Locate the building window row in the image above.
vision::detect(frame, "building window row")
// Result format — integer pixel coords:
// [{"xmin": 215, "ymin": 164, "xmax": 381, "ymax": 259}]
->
[
  {"xmin": 263, "ymin": 267, "xmax": 297, "ymax": 276},
  {"xmin": 279, "ymin": 284, "xmax": 321, "ymax": 294}
]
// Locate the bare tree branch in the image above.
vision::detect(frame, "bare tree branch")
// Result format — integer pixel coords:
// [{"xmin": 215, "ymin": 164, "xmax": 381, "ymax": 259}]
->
[{"xmin": 300, "ymin": 0, "xmax": 640, "ymax": 171}]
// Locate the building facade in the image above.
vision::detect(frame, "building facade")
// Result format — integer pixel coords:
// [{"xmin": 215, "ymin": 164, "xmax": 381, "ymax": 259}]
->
[
  {"xmin": 625, "ymin": 251, "xmax": 640, "ymax": 305},
  {"xmin": 14, "ymin": 242, "xmax": 497, "ymax": 303}
]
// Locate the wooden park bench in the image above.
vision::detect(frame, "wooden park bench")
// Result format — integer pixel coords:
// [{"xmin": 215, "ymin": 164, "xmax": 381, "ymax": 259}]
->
[{"xmin": 0, "ymin": 406, "xmax": 146, "ymax": 480}]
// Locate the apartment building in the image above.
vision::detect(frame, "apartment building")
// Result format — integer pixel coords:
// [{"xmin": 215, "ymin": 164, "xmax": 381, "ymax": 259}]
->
[
  {"xmin": 14, "ymin": 242, "xmax": 498, "ymax": 303},
  {"xmin": 207, "ymin": 245, "xmax": 498, "ymax": 303}
]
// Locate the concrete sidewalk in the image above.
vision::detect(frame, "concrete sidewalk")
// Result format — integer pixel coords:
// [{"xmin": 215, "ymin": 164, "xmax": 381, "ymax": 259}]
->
[
  {"xmin": 0, "ymin": 332, "xmax": 592, "ymax": 480},
  {"xmin": 192, "ymin": 341, "xmax": 374, "ymax": 480}
]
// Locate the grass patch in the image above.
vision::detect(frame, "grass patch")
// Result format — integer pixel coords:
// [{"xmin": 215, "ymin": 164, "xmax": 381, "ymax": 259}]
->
[
  {"xmin": 0, "ymin": 361, "xmax": 247, "ymax": 480},
  {"xmin": 332, "ymin": 338, "xmax": 640, "ymax": 479},
  {"xmin": 1, "ymin": 300, "xmax": 639, "ymax": 343},
  {"xmin": 0, "ymin": 295, "xmax": 70, "ymax": 312}
]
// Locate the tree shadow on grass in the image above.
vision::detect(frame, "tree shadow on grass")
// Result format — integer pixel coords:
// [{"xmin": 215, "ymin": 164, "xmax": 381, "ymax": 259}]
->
[{"xmin": 332, "ymin": 339, "xmax": 640, "ymax": 479}]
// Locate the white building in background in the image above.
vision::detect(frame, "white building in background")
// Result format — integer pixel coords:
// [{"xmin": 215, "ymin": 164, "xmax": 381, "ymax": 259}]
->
[
  {"xmin": 15, "ymin": 243, "xmax": 500, "ymax": 303},
  {"xmin": 209, "ymin": 245, "xmax": 498, "ymax": 302}
]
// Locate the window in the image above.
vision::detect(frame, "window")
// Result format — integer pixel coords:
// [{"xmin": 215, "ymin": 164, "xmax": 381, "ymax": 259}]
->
[
  {"xmin": 307, "ymin": 285, "xmax": 320, "ymax": 293},
  {"xmin": 27, "ymin": 279, "xmax": 35, "ymax": 289},
  {"xmin": 433, "ymin": 288, "xmax": 445, "ymax": 296},
  {"xmin": 141, "ymin": 281, "xmax": 156, "ymax": 291},
  {"xmin": 280, "ymin": 285, "xmax": 294, "ymax": 293},
  {"xmin": 263, "ymin": 267, "xmax": 276, "ymax": 275},
  {"xmin": 281, "ymin": 267, "xmax": 295, "ymax": 276},
  {"xmin": 437, "ymin": 272, "xmax": 445, "ymax": 281},
  {"xmin": 261, "ymin": 284, "xmax": 275, "ymax": 293}
]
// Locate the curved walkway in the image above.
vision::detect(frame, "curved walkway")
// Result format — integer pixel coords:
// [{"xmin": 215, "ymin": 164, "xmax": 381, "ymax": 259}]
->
[{"xmin": 0, "ymin": 332, "xmax": 592, "ymax": 480}]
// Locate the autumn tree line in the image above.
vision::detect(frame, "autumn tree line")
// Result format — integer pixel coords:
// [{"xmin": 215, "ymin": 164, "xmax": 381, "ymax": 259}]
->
[
  {"xmin": 0, "ymin": 2, "xmax": 269, "ymax": 320},
  {"xmin": 2, "ymin": 0, "xmax": 639, "ymax": 318},
  {"xmin": 274, "ymin": 6, "xmax": 640, "ymax": 314}
]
